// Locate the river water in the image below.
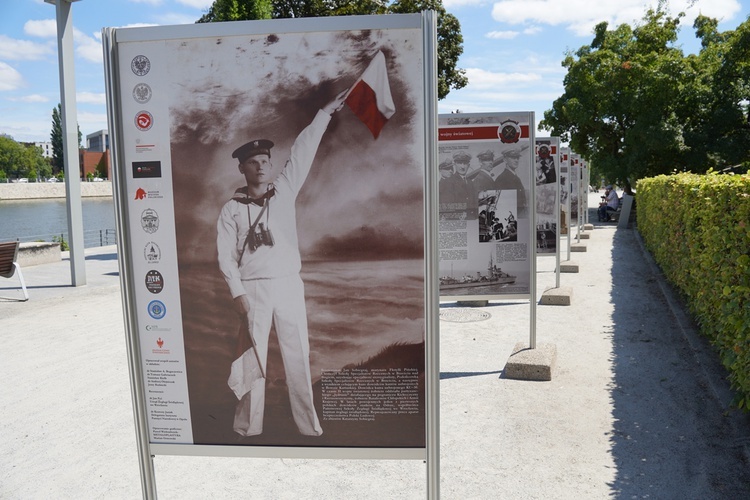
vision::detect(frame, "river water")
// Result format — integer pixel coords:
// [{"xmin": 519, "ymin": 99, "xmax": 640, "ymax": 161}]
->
[{"xmin": 0, "ymin": 197, "xmax": 116, "ymax": 248}]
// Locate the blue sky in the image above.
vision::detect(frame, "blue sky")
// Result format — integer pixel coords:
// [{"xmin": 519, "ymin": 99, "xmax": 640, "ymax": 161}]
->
[{"xmin": 0, "ymin": 0, "xmax": 747, "ymax": 144}]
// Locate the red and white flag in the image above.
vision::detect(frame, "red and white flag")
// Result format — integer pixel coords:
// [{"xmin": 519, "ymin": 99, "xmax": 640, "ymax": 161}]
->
[{"xmin": 345, "ymin": 51, "xmax": 396, "ymax": 139}]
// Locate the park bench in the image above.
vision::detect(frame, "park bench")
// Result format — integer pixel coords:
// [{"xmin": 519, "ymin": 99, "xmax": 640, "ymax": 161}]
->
[
  {"xmin": 0, "ymin": 240, "xmax": 29, "ymax": 301},
  {"xmin": 607, "ymin": 194, "xmax": 635, "ymax": 228}
]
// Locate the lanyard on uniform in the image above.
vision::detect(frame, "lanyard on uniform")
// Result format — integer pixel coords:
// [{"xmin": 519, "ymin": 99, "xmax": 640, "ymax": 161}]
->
[{"xmin": 238, "ymin": 195, "xmax": 270, "ymax": 265}]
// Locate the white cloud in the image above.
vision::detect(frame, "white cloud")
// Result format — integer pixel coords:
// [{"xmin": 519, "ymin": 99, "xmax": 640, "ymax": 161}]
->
[
  {"xmin": 18, "ymin": 94, "xmax": 49, "ymax": 103},
  {"xmin": 175, "ymin": 0, "xmax": 215, "ymax": 8},
  {"xmin": 0, "ymin": 62, "xmax": 25, "ymax": 91},
  {"xmin": 443, "ymin": 0, "xmax": 486, "ymax": 8},
  {"xmin": 24, "ymin": 19, "xmax": 57, "ymax": 38},
  {"xmin": 76, "ymin": 111, "xmax": 109, "ymax": 133},
  {"xmin": 128, "ymin": 0, "xmax": 163, "ymax": 5},
  {"xmin": 523, "ymin": 26, "xmax": 543, "ymax": 35},
  {"xmin": 77, "ymin": 92, "xmax": 105, "ymax": 105},
  {"xmin": 486, "ymin": 30, "xmax": 520, "ymax": 39},
  {"xmin": 464, "ymin": 68, "xmax": 542, "ymax": 89},
  {"xmin": 157, "ymin": 13, "xmax": 203, "ymax": 25},
  {"xmin": 0, "ymin": 35, "xmax": 53, "ymax": 61},
  {"xmin": 73, "ymin": 29, "xmax": 103, "ymax": 64},
  {"xmin": 490, "ymin": 0, "xmax": 743, "ymax": 37}
]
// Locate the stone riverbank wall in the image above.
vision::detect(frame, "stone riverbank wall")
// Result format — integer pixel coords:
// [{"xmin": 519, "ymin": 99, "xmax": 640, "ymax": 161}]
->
[{"xmin": 0, "ymin": 182, "xmax": 113, "ymax": 200}]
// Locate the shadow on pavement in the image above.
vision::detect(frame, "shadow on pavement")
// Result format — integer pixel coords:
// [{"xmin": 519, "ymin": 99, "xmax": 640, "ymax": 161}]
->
[{"xmin": 606, "ymin": 226, "xmax": 750, "ymax": 497}]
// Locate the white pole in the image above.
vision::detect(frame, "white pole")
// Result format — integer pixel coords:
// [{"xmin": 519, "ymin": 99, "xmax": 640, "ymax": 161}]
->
[{"xmin": 48, "ymin": 0, "xmax": 86, "ymax": 286}]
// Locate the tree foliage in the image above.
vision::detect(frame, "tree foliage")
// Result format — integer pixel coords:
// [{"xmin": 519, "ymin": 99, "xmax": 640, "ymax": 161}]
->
[
  {"xmin": 541, "ymin": 5, "xmax": 750, "ymax": 186},
  {"xmin": 50, "ymin": 103, "xmax": 82, "ymax": 175},
  {"xmin": 0, "ymin": 135, "xmax": 50, "ymax": 181},
  {"xmin": 197, "ymin": 0, "xmax": 467, "ymax": 99}
]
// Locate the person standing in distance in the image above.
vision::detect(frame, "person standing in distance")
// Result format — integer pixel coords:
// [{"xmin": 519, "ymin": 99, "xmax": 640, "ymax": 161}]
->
[{"xmin": 217, "ymin": 89, "xmax": 348, "ymax": 437}]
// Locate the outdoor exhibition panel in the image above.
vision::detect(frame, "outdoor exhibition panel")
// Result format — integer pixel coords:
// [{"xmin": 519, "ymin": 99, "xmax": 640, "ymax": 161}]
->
[
  {"xmin": 437, "ymin": 112, "xmax": 535, "ymax": 301},
  {"xmin": 534, "ymin": 137, "xmax": 560, "ymax": 257},
  {"xmin": 103, "ymin": 14, "xmax": 439, "ymax": 487}
]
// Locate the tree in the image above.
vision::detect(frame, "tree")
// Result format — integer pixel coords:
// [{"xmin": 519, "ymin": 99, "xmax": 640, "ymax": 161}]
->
[
  {"xmin": 0, "ymin": 136, "xmax": 49, "ymax": 181},
  {"xmin": 686, "ymin": 16, "xmax": 750, "ymax": 170},
  {"xmin": 50, "ymin": 103, "xmax": 82, "ymax": 175},
  {"xmin": 540, "ymin": 7, "xmax": 690, "ymax": 187},
  {"xmin": 197, "ymin": 0, "xmax": 467, "ymax": 100}
]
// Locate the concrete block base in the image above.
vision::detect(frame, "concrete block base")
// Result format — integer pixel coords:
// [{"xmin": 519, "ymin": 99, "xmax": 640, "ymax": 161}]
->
[
  {"xmin": 456, "ymin": 300, "xmax": 488, "ymax": 307},
  {"xmin": 583, "ymin": 223, "xmax": 594, "ymax": 230},
  {"xmin": 18, "ymin": 242, "xmax": 61, "ymax": 267},
  {"xmin": 559, "ymin": 260, "xmax": 579, "ymax": 273},
  {"xmin": 504, "ymin": 342, "xmax": 557, "ymax": 381},
  {"xmin": 579, "ymin": 232, "xmax": 590, "ymax": 239},
  {"xmin": 571, "ymin": 243, "xmax": 587, "ymax": 252},
  {"xmin": 540, "ymin": 286, "xmax": 572, "ymax": 306}
]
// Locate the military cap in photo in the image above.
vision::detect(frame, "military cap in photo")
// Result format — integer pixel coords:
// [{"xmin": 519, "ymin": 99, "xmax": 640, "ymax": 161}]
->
[
  {"xmin": 232, "ymin": 139, "xmax": 274, "ymax": 163},
  {"xmin": 452, "ymin": 151, "xmax": 471, "ymax": 163},
  {"xmin": 477, "ymin": 150, "xmax": 495, "ymax": 161},
  {"xmin": 439, "ymin": 159, "xmax": 454, "ymax": 170},
  {"xmin": 501, "ymin": 147, "xmax": 524, "ymax": 159}
]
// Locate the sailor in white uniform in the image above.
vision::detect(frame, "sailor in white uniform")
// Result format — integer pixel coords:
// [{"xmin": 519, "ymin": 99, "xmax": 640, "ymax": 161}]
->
[{"xmin": 217, "ymin": 90, "xmax": 347, "ymax": 437}]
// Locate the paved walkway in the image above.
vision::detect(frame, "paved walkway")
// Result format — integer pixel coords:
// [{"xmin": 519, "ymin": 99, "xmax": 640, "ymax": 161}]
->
[{"xmin": 2, "ymin": 192, "xmax": 749, "ymax": 499}]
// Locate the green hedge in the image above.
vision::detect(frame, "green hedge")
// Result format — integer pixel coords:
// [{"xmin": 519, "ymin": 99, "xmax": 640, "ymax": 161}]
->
[{"xmin": 638, "ymin": 172, "xmax": 750, "ymax": 409}]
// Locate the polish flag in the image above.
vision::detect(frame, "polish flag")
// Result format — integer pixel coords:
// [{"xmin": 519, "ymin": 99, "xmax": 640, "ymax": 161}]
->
[{"xmin": 345, "ymin": 51, "xmax": 396, "ymax": 139}]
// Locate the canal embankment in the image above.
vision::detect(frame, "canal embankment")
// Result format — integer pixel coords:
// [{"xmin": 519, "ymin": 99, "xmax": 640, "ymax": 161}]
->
[{"xmin": 0, "ymin": 182, "xmax": 113, "ymax": 200}]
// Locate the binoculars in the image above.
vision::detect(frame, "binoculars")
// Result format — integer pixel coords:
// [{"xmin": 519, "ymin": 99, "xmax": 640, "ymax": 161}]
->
[{"xmin": 246, "ymin": 222, "xmax": 275, "ymax": 252}]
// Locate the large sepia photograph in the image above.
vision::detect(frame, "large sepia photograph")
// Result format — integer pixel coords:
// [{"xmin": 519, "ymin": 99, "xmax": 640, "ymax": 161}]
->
[{"xmin": 162, "ymin": 24, "xmax": 426, "ymax": 448}]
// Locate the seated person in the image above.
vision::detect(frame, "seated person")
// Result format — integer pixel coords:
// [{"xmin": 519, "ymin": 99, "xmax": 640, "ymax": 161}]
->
[{"xmin": 598, "ymin": 185, "xmax": 619, "ymax": 221}]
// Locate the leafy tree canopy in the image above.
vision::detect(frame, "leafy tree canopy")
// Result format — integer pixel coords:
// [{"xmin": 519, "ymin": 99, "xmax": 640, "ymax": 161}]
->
[
  {"xmin": 197, "ymin": 0, "xmax": 467, "ymax": 99},
  {"xmin": 541, "ymin": 3, "xmax": 750, "ymax": 186},
  {"xmin": 0, "ymin": 135, "xmax": 50, "ymax": 181}
]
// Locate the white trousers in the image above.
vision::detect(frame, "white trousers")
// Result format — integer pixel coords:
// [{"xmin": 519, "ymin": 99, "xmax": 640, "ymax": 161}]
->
[{"xmin": 233, "ymin": 274, "xmax": 323, "ymax": 437}]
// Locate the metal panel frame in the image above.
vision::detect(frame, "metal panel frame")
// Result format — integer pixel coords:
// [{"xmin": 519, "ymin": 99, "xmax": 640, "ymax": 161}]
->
[{"xmin": 104, "ymin": 11, "xmax": 439, "ymax": 499}]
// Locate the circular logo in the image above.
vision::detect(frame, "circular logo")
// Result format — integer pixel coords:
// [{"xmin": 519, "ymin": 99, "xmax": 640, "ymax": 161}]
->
[
  {"xmin": 148, "ymin": 300, "xmax": 166, "ymax": 320},
  {"xmin": 131, "ymin": 55, "xmax": 151, "ymax": 76},
  {"xmin": 132, "ymin": 83, "xmax": 152, "ymax": 104},
  {"xmin": 135, "ymin": 111, "xmax": 153, "ymax": 131},
  {"xmin": 498, "ymin": 120, "xmax": 521, "ymax": 144},
  {"xmin": 141, "ymin": 208, "xmax": 159, "ymax": 234},
  {"xmin": 145, "ymin": 270, "xmax": 164, "ymax": 294},
  {"xmin": 144, "ymin": 241, "xmax": 161, "ymax": 264}
]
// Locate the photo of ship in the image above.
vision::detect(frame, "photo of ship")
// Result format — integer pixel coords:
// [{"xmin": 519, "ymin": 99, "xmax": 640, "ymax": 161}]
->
[{"xmin": 439, "ymin": 258, "xmax": 516, "ymax": 290}]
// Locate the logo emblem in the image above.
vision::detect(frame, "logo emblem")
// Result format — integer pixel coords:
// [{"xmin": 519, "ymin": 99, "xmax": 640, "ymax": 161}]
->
[
  {"xmin": 144, "ymin": 242, "xmax": 161, "ymax": 264},
  {"xmin": 157, "ymin": 338, "xmax": 164, "ymax": 348},
  {"xmin": 132, "ymin": 160, "xmax": 162, "ymax": 179},
  {"xmin": 148, "ymin": 300, "xmax": 166, "ymax": 320},
  {"xmin": 132, "ymin": 83, "xmax": 152, "ymax": 103},
  {"xmin": 145, "ymin": 270, "xmax": 164, "ymax": 294},
  {"xmin": 131, "ymin": 55, "xmax": 151, "ymax": 76},
  {"xmin": 135, "ymin": 111, "xmax": 153, "ymax": 131},
  {"xmin": 498, "ymin": 120, "xmax": 521, "ymax": 144},
  {"xmin": 135, "ymin": 187, "xmax": 147, "ymax": 200},
  {"xmin": 141, "ymin": 208, "xmax": 159, "ymax": 234}
]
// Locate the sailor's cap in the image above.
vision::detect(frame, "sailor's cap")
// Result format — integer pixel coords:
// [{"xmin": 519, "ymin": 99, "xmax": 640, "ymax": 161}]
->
[
  {"xmin": 439, "ymin": 159, "xmax": 454, "ymax": 170},
  {"xmin": 501, "ymin": 147, "xmax": 523, "ymax": 159},
  {"xmin": 452, "ymin": 151, "xmax": 471, "ymax": 163},
  {"xmin": 477, "ymin": 150, "xmax": 494, "ymax": 161},
  {"xmin": 232, "ymin": 139, "xmax": 274, "ymax": 163}
]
